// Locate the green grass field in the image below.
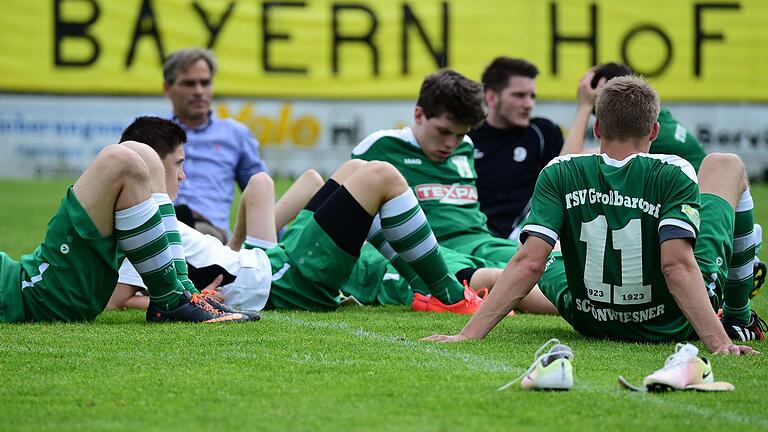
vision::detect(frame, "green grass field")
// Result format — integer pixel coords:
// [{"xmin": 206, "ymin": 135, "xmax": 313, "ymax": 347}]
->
[{"xmin": 0, "ymin": 179, "xmax": 766, "ymax": 431}]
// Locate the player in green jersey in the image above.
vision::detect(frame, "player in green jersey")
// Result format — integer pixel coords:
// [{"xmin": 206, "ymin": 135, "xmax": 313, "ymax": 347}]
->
[
  {"xmin": 560, "ymin": 63, "xmax": 706, "ymax": 170},
  {"xmin": 561, "ymin": 63, "xmax": 764, "ymax": 304},
  {"xmin": 351, "ymin": 70, "xmax": 518, "ymax": 264},
  {"xmin": 350, "ymin": 69, "xmax": 560, "ymax": 314},
  {"xmin": 425, "ymin": 76, "xmax": 759, "ymax": 354},
  {"xmin": 0, "ymin": 126, "xmax": 250, "ymax": 323},
  {"xmin": 111, "ymin": 117, "xmax": 491, "ymax": 314}
]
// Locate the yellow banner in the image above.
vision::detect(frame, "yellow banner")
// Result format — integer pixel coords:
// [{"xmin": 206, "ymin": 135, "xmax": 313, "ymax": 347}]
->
[{"xmin": 1, "ymin": 0, "xmax": 765, "ymax": 101}]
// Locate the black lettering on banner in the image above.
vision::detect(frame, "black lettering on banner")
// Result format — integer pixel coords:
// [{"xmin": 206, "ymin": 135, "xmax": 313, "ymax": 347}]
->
[
  {"xmin": 694, "ymin": 3, "xmax": 740, "ymax": 77},
  {"xmin": 125, "ymin": 0, "xmax": 165, "ymax": 67},
  {"xmin": 401, "ymin": 3, "xmax": 449, "ymax": 74},
  {"xmin": 54, "ymin": 0, "xmax": 100, "ymax": 67},
  {"xmin": 620, "ymin": 25, "xmax": 673, "ymax": 78},
  {"xmin": 332, "ymin": 4, "xmax": 379, "ymax": 76},
  {"xmin": 550, "ymin": 2, "xmax": 597, "ymax": 75},
  {"xmin": 262, "ymin": 1, "xmax": 307, "ymax": 74},
  {"xmin": 192, "ymin": 1, "xmax": 236, "ymax": 49}
]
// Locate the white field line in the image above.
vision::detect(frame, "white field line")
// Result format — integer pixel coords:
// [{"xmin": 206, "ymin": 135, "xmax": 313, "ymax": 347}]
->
[
  {"xmin": 273, "ymin": 314, "xmax": 768, "ymax": 428},
  {"xmin": 272, "ymin": 314, "xmax": 518, "ymax": 373}
]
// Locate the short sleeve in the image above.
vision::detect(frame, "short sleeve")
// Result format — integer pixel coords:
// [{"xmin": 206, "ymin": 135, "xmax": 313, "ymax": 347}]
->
[
  {"xmin": 235, "ymin": 123, "xmax": 268, "ymax": 190},
  {"xmin": 657, "ymin": 167, "xmax": 700, "ymax": 240},
  {"xmin": 521, "ymin": 164, "xmax": 564, "ymax": 245}
]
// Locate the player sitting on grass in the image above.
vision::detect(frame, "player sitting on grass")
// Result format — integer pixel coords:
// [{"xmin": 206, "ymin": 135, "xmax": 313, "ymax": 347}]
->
[
  {"xmin": 561, "ymin": 63, "xmax": 765, "ymax": 300},
  {"xmin": 0, "ymin": 136, "xmax": 250, "ymax": 323},
  {"xmin": 351, "ymin": 69, "xmax": 535, "ymax": 312},
  {"xmin": 424, "ymin": 76, "xmax": 761, "ymax": 354},
  {"xmin": 107, "ymin": 117, "xmax": 324, "ymax": 311},
  {"xmin": 112, "ymin": 116, "xmax": 479, "ymax": 314}
]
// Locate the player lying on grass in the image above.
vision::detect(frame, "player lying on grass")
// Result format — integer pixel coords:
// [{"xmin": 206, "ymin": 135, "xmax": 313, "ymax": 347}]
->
[
  {"xmin": 112, "ymin": 116, "xmax": 494, "ymax": 313},
  {"xmin": 424, "ymin": 76, "xmax": 761, "ymax": 354},
  {"xmin": 0, "ymin": 135, "xmax": 251, "ymax": 323}
]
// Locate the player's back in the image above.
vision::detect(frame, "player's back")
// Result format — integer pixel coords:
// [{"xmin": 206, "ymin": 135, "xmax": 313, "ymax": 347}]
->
[
  {"xmin": 650, "ymin": 109, "xmax": 706, "ymax": 172},
  {"xmin": 527, "ymin": 153, "xmax": 700, "ymax": 342}
]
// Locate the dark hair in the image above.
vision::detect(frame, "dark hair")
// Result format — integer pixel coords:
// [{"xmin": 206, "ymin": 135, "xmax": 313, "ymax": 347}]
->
[
  {"xmin": 481, "ymin": 57, "xmax": 538, "ymax": 93},
  {"xmin": 417, "ymin": 69, "xmax": 486, "ymax": 127},
  {"xmin": 591, "ymin": 63, "xmax": 634, "ymax": 88},
  {"xmin": 163, "ymin": 48, "xmax": 217, "ymax": 84},
  {"xmin": 120, "ymin": 116, "xmax": 187, "ymax": 159}
]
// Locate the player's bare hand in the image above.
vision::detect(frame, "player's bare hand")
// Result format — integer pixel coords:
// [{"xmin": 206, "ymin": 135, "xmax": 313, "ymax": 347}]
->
[
  {"xmin": 712, "ymin": 344, "xmax": 760, "ymax": 356},
  {"xmin": 421, "ymin": 333, "xmax": 469, "ymax": 343},
  {"xmin": 203, "ymin": 275, "xmax": 225, "ymax": 301},
  {"xmin": 577, "ymin": 69, "xmax": 604, "ymax": 108}
]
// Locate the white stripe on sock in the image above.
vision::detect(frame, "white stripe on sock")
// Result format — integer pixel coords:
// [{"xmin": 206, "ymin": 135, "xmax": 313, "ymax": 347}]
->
[
  {"xmin": 380, "ymin": 189, "xmax": 419, "ymax": 219},
  {"xmin": 382, "ymin": 211, "xmax": 427, "ymax": 242},
  {"xmin": 117, "ymin": 222, "xmax": 166, "ymax": 252},
  {"xmin": 114, "ymin": 198, "xmax": 159, "ymax": 231},
  {"xmin": 169, "ymin": 244, "xmax": 184, "ymax": 257},
  {"xmin": 133, "ymin": 249, "xmax": 175, "ymax": 274},
  {"xmin": 367, "ymin": 214, "xmax": 383, "ymax": 239},
  {"xmin": 399, "ymin": 234, "xmax": 438, "ymax": 262},
  {"xmin": 733, "ymin": 231, "xmax": 755, "ymax": 253},
  {"xmin": 162, "ymin": 214, "xmax": 180, "ymax": 231},
  {"xmin": 736, "ymin": 189, "xmax": 753, "ymax": 212},
  {"xmin": 379, "ymin": 243, "xmax": 397, "ymax": 261},
  {"xmin": 152, "ymin": 193, "xmax": 173, "ymax": 206},
  {"xmin": 727, "ymin": 260, "xmax": 754, "ymax": 281}
]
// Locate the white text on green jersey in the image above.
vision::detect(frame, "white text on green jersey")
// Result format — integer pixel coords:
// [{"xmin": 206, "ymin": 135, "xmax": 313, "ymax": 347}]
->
[{"xmin": 564, "ymin": 188, "xmax": 661, "ymax": 218}]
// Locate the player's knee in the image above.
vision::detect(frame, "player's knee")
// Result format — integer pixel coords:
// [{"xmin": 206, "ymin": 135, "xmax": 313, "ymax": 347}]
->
[
  {"xmin": 99, "ymin": 144, "xmax": 150, "ymax": 181},
  {"xmin": 365, "ymin": 161, "xmax": 406, "ymax": 189},
  {"xmin": 299, "ymin": 169, "xmax": 324, "ymax": 188},
  {"xmin": 339, "ymin": 159, "xmax": 367, "ymax": 173},
  {"xmin": 702, "ymin": 152, "xmax": 742, "ymax": 171},
  {"xmin": 119, "ymin": 140, "xmax": 152, "ymax": 155},
  {"xmin": 701, "ymin": 152, "xmax": 747, "ymax": 188},
  {"xmin": 247, "ymin": 172, "xmax": 274, "ymax": 192}
]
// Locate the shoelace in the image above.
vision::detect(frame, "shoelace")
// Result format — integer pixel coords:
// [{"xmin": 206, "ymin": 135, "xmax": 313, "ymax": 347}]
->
[
  {"xmin": 190, "ymin": 293, "xmax": 226, "ymax": 316},
  {"xmin": 498, "ymin": 338, "xmax": 574, "ymax": 391},
  {"xmin": 753, "ymin": 312, "xmax": 768, "ymax": 333},
  {"xmin": 658, "ymin": 343, "xmax": 698, "ymax": 370},
  {"xmin": 461, "ymin": 280, "xmax": 488, "ymax": 304}
]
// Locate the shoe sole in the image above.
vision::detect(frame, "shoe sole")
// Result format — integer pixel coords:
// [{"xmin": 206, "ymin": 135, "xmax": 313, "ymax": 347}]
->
[{"xmin": 618, "ymin": 376, "xmax": 734, "ymax": 392}]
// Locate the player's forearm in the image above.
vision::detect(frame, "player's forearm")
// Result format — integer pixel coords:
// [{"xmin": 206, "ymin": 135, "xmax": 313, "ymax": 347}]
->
[
  {"xmin": 560, "ymin": 104, "xmax": 592, "ymax": 156},
  {"xmin": 664, "ymin": 262, "xmax": 731, "ymax": 353},
  {"xmin": 459, "ymin": 258, "xmax": 544, "ymax": 340}
]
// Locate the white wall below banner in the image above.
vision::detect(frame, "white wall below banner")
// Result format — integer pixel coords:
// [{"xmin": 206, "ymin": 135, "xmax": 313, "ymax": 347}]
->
[{"xmin": 1, "ymin": 95, "xmax": 767, "ymax": 180}]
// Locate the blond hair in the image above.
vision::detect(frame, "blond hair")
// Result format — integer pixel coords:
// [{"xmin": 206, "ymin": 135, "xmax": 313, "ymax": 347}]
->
[{"xmin": 595, "ymin": 75, "xmax": 659, "ymax": 141}]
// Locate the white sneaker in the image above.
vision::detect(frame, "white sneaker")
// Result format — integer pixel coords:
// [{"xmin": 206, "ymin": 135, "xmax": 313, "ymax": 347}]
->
[
  {"xmin": 642, "ymin": 343, "xmax": 713, "ymax": 391},
  {"xmin": 499, "ymin": 339, "xmax": 574, "ymax": 391}
]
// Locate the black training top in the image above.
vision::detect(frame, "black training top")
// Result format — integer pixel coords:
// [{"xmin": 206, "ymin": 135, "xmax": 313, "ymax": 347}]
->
[{"xmin": 469, "ymin": 118, "xmax": 563, "ymax": 238}]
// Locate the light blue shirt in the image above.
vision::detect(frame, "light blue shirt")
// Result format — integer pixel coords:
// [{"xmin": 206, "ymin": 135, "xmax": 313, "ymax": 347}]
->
[{"xmin": 173, "ymin": 113, "xmax": 268, "ymax": 234}]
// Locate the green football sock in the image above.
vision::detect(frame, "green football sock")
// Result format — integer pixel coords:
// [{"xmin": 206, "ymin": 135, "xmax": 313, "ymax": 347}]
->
[
  {"xmin": 722, "ymin": 189, "xmax": 755, "ymax": 325},
  {"xmin": 115, "ymin": 198, "xmax": 185, "ymax": 310},
  {"xmin": 367, "ymin": 214, "xmax": 429, "ymax": 295},
  {"xmin": 153, "ymin": 193, "xmax": 199, "ymax": 294},
  {"xmin": 379, "ymin": 190, "xmax": 463, "ymax": 304}
]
